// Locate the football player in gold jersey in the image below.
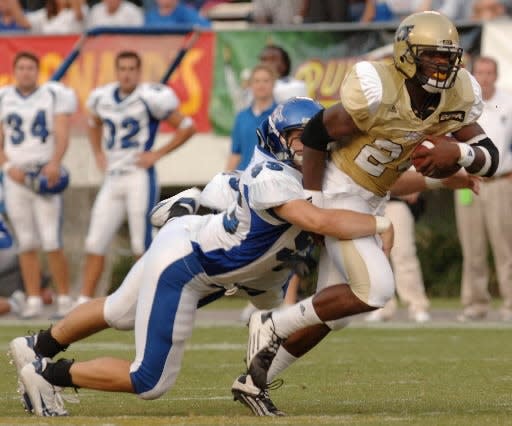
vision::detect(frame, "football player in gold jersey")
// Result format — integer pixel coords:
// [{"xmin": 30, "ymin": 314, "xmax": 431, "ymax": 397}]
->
[{"xmin": 242, "ymin": 10, "xmax": 500, "ymax": 410}]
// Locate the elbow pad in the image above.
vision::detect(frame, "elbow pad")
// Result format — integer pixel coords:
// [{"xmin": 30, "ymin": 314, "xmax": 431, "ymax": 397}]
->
[
  {"xmin": 300, "ymin": 109, "xmax": 331, "ymax": 152},
  {"xmin": 470, "ymin": 136, "xmax": 499, "ymax": 177}
]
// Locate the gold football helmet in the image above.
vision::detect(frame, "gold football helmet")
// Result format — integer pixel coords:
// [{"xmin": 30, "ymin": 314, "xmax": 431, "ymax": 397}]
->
[{"xmin": 393, "ymin": 11, "xmax": 463, "ymax": 92}]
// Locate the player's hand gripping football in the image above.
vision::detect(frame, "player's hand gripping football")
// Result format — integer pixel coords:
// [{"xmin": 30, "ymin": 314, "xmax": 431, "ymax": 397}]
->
[{"xmin": 411, "ymin": 134, "xmax": 461, "ymax": 178}]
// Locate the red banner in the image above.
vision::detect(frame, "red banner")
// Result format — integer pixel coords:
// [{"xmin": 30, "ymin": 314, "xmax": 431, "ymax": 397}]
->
[{"xmin": 0, "ymin": 32, "xmax": 214, "ymax": 132}]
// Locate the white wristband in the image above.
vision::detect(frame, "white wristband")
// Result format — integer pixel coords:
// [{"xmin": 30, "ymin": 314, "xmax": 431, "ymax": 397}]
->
[
  {"xmin": 2, "ymin": 162, "xmax": 12, "ymax": 173},
  {"xmin": 457, "ymin": 143, "xmax": 476, "ymax": 168},
  {"xmin": 424, "ymin": 177, "xmax": 443, "ymax": 189},
  {"xmin": 304, "ymin": 189, "xmax": 324, "ymax": 208},
  {"xmin": 375, "ymin": 216, "xmax": 391, "ymax": 233}
]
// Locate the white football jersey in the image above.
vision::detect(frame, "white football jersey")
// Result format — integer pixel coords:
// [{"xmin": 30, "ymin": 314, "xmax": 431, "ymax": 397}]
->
[
  {"xmin": 0, "ymin": 82, "xmax": 76, "ymax": 169},
  {"xmin": 190, "ymin": 158, "xmax": 313, "ymax": 287},
  {"xmin": 87, "ymin": 82, "xmax": 179, "ymax": 172}
]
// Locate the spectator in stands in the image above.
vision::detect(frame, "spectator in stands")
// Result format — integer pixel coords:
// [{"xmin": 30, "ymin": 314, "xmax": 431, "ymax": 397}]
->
[
  {"xmin": 145, "ymin": 0, "xmax": 212, "ymax": 28},
  {"xmin": 415, "ymin": 0, "xmax": 474, "ymax": 21},
  {"xmin": 300, "ymin": 0, "xmax": 349, "ymax": 22},
  {"xmin": 472, "ymin": 0, "xmax": 508, "ymax": 20},
  {"xmin": 87, "ymin": 0, "xmax": 144, "ymax": 28},
  {"xmin": 349, "ymin": 0, "xmax": 394, "ymax": 22},
  {"xmin": 7, "ymin": 0, "xmax": 87, "ymax": 34},
  {"xmin": 258, "ymin": 44, "xmax": 307, "ymax": 104},
  {"xmin": 225, "ymin": 63, "xmax": 276, "ymax": 171},
  {"xmin": 0, "ymin": 1, "xmax": 25, "ymax": 31},
  {"xmin": 251, "ymin": 0, "xmax": 303, "ymax": 25}
]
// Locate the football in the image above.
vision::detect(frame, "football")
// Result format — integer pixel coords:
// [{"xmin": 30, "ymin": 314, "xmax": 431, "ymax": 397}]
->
[{"xmin": 411, "ymin": 140, "xmax": 461, "ymax": 179}]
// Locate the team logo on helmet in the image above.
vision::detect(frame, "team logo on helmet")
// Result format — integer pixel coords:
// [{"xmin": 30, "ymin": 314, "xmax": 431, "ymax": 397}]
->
[{"xmin": 396, "ymin": 25, "xmax": 414, "ymax": 42}]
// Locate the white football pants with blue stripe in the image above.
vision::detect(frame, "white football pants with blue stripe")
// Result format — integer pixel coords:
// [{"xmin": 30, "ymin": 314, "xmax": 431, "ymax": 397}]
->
[
  {"xmin": 105, "ymin": 216, "xmax": 286, "ymax": 399},
  {"xmin": 85, "ymin": 167, "xmax": 158, "ymax": 256}
]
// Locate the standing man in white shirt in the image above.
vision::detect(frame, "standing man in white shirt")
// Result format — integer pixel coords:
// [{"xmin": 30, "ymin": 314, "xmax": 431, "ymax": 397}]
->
[
  {"xmin": 87, "ymin": 0, "xmax": 144, "ymax": 29},
  {"xmin": 456, "ymin": 56, "xmax": 512, "ymax": 321},
  {"xmin": 75, "ymin": 50, "xmax": 196, "ymax": 305},
  {"xmin": 0, "ymin": 51, "xmax": 77, "ymax": 319}
]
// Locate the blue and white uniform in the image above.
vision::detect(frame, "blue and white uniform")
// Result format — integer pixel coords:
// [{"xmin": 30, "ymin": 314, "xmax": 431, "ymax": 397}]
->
[
  {"xmin": 85, "ymin": 82, "xmax": 179, "ymax": 255},
  {"xmin": 0, "ymin": 82, "xmax": 76, "ymax": 251},
  {"xmin": 117, "ymin": 156, "xmax": 313, "ymax": 399}
]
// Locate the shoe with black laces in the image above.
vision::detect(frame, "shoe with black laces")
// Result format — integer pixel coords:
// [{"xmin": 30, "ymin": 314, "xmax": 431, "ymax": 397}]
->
[
  {"xmin": 8, "ymin": 335, "xmax": 38, "ymax": 412},
  {"xmin": 20, "ymin": 358, "xmax": 68, "ymax": 416},
  {"xmin": 246, "ymin": 311, "xmax": 284, "ymax": 389},
  {"xmin": 231, "ymin": 374, "xmax": 285, "ymax": 416}
]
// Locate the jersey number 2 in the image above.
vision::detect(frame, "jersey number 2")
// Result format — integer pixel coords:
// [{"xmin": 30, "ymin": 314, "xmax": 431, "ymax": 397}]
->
[
  {"xmin": 354, "ymin": 139, "xmax": 402, "ymax": 177},
  {"xmin": 104, "ymin": 118, "xmax": 140, "ymax": 150}
]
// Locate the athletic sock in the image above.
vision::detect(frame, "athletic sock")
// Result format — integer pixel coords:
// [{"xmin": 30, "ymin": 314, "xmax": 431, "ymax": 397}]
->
[
  {"xmin": 267, "ymin": 346, "xmax": 298, "ymax": 382},
  {"xmin": 272, "ymin": 296, "xmax": 322, "ymax": 338},
  {"xmin": 42, "ymin": 358, "xmax": 75, "ymax": 388},
  {"xmin": 34, "ymin": 327, "xmax": 69, "ymax": 358}
]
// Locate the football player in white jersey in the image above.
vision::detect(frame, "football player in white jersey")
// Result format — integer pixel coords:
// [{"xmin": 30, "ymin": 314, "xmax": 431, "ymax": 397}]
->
[
  {"xmin": 244, "ymin": 11, "xmax": 501, "ymax": 413},
  {"xmin": 10, "ymin": 97, "xmax": 396, "ymax": 416},
  {"xmin": 0, "ymin": 51, "xmax": 77, "ymax": 319},
  {"xmin": 75, "ymin": 50, "xmax": 196, "ymax": 304}
]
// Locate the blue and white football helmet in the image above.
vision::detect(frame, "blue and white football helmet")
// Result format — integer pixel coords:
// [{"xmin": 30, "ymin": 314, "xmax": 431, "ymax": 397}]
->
[
  {"xmin": 25, "ymin": 166, "xmax": 70, "ymax": 195},
  {"xmin": 257, "ymin": 97, "xmax": 323, "ymax": 167}
]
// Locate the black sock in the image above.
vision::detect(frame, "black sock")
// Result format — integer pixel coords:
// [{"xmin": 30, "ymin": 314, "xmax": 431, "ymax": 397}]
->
[
  {"xmin": 42, "ymin": 358, "xmax": 76, "ymax": 388},
  {"xmin": 34, "ymin": 327, "xmax": 69, "ymax": 358}
]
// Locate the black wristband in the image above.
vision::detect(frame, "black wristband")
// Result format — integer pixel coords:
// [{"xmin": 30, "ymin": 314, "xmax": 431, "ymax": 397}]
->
[{"xmin": 300, "ymin": 109, "xmax": 331, "ymax": 152}]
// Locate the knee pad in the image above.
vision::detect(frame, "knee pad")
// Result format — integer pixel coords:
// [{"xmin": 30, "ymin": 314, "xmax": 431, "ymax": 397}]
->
[{"xmin": 104, "ymin": 296, "xmax": 136, "ymax": 331}]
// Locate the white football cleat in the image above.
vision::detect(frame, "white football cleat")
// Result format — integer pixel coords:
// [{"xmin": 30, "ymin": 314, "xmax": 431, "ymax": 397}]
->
[
  {"xmin": 150, "ymin": 187, "xmax": 202, "ymax": 228},
  {"xmin": 232, "ymin": 374, "xmax": 285, "ymax": 416},
  {"xmin": 246, "ymin": 311, "xmax": 283, "ymax": 389},
  {"xmin": 20, "ymin": 358, "xmax": 68, "ymax": 416},
  {"xmin": 9, "ymin": 335, "xmax": 39, "ymax": 412}
]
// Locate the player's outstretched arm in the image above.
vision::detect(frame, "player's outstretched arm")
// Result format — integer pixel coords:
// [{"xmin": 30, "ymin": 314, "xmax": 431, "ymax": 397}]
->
[
  {"xmin": 391, "ymin": 168, "xmax": 481, "ymax": 196},
  {"xmin": 274, "ymin": 199, "xmax": 390, "ymax": 240}
]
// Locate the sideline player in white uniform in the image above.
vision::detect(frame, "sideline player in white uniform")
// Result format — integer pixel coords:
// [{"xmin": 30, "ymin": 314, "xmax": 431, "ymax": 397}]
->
[
  {"xmin": 76, "ymin": 50, "xmax": 196, "ymax": 304},
  {"xmin": 10, "ymin": 97, "xmax": 395, "ymax": 417},
  {"xmin": 0, "ymin": 51, "xmax": 77, "ymax": 319},
  {"xmin": 244, "ymin": 11, "xmax": 501, "ymax": 413}
]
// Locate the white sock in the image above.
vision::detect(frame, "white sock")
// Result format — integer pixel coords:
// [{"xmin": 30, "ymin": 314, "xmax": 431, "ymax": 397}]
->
[
  {"xmin": 272, "ymin": 296, "xmax": 322, "ymax": 339},
  {"xmin": 57, "ymin": 294, "xmax": 71, "ymax": 306},
  {"xmin": 76, "ymin": 295, "xmax": 91, "ymax": 305},
  {"xmin": 26, "ymin": 296, "xmax": 42, "ymax": 307},
  {"xmin": 267, "ymin": 346, "xmax": 298, "ymax": 382}
]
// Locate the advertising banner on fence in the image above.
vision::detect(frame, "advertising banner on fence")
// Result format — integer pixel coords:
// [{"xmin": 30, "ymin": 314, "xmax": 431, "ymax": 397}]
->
[
  {"xmin": 211, "ymin": 25, "xmax": 482, "ymax": 135},
  {"xmin": 0, "ymin": 32, "xmax": 215, "ymax": 132}
]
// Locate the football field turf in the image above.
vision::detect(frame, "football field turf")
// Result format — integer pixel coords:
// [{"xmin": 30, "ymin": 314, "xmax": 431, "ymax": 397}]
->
[{"xmin": 1, "ymin": 318, "xmax": 512, "ymax": 425}]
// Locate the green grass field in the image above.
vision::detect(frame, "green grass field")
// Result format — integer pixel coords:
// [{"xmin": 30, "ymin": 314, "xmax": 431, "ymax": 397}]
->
[{"xmin": 1, "ymin": 316, "xmax": 512, "ymax": 425}]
